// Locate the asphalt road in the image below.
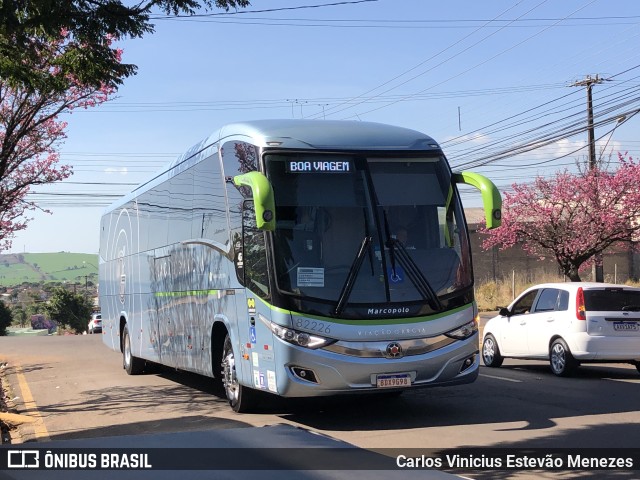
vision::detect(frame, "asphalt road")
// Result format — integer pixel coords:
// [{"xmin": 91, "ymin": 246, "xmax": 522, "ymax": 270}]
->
[{"xmin": 1, "ymin": 320, "xmax": 639, "ymax": 479}]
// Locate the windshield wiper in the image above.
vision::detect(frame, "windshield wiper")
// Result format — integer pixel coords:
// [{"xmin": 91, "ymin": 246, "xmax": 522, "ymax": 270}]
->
[
  {"xmin": 389, "ymin": 237, "xmax": 443, "ymax": 311},
  {"xmin": 334, "ymin": 236, "xmax": 372, "ymax": 316},
  {"xmin": 382, "ymin": 210, "xmax": 443, "ymax": 312},
  {"xmin": 622, "ymin": 305, "xmax": 640, "ymax": 311}
]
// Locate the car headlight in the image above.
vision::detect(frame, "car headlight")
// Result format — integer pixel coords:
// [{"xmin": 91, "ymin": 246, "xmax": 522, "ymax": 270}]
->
[
  {"xmin": 260, "ymin": 315, "xmax": 336, "ymax": 349},
  {"xmin": 445, "ymin": 320, "xmax": 478, "ymax": 340}
]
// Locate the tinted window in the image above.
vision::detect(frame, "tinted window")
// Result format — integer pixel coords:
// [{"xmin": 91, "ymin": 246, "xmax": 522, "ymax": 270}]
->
[
  {"xmin": 511, "ymin": 290, "xmax": 539, "ymax": 315},
  {"xmin": 584, "ymin": 289, "xmax": 640, "ymax": 311},
  {"xmin": 222, "ymin": 141, "xmax": 258, "ymax": 265},
  {"xmin": 242, "ymin": 201, "xmax": 270, "ymax": 299},
  {"xmin": 267, "ymin": 154, "xmax": 470, "ymax": 308},
  {"xmin": 192, "ymin": 154, "xmax": 228, "ymax": 249},
  {"xmin": 556, "ymin": 290, "xmax": 569, "ymax": 311},
  {"xmin": 534, "ymin": 288, "xmax": 560, "ymax": 312}
]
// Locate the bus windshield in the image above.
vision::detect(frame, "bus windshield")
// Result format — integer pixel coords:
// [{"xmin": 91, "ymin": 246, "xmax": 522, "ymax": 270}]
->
[{"xmin": 266, "ymin": 153, "xmax": 472, "ymax": 317}]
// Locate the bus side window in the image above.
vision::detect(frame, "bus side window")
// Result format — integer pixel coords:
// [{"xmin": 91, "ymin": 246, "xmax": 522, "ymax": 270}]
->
[
  {"xmin": 222, "ymin": 140, "xmax": 259, "ymax": 260},
  {"xmin": 242, "ymin": 200, "xmax": 270, "ymax": 300}
]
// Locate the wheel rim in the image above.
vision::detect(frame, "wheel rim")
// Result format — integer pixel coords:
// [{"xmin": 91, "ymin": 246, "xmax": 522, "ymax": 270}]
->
[
  {"xmin": 483, "ymin": 338, "xmax": 495, "ymax": 364},
  {"xmin": 551, "ymin": 343, "xmax": 566, "ymax": 373},
  {"xmin": 124, "ymin": 333, "xmax": 131, "ymax": 368},
  {"xmin": 222, "ymin": 347, "xmax": 239, "ymax": 404}
]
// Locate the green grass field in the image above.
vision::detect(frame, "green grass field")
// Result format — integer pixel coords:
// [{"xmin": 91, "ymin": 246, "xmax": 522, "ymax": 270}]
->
[{"xmin": 0, "ymin": 253, "xmax": 98, "ymax": 287}]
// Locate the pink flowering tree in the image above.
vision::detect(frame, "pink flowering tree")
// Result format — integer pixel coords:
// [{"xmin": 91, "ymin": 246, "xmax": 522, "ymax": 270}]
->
[
  {"xmin": 481, "ymin": 154, "xmax": 640, "ymax": 281},
  {"xmin": 0, "ymin": 31, "xmax": 118, "ymax": 251},
  {"xmin": 0, "ymin": 1, "xmax": 251, "ymax": 252}
]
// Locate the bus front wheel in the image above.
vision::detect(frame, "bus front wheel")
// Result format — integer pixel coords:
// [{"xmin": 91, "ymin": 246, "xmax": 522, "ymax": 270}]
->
[
  {"xmin": 123, "ymin": 324, "xmax": 145, "ymax": 375},
  {"xmin": 221, "ymin": 334, "xmax": 257, "ymax": 413}
]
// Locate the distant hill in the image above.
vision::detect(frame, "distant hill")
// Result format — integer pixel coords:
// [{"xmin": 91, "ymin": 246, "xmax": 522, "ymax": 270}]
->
[{"xmin": 0, "ymin": 252, "xmax": 98, "ymax": 287}]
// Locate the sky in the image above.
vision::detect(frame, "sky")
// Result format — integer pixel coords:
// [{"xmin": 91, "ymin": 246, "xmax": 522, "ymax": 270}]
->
[{"xmin": 8, "ymin": 0, "xmax": 640, "ymax": 254}]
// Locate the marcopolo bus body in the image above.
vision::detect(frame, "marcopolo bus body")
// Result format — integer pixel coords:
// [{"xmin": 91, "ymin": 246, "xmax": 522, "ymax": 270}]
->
[{"xmin": 99, "ymin": 119, "xmax": 501, "ymax": 412}]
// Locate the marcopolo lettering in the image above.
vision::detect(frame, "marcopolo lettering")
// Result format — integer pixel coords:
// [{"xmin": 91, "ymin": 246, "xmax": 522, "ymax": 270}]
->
[{"xmin": 367, "ymin": 307, "xmax": 410, "ymax": 316}]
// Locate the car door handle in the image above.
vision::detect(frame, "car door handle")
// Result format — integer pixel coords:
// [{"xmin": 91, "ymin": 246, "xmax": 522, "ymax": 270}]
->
[{"xmin": 546, "ymin": 318, "xmax": 554, "ymax": 322}]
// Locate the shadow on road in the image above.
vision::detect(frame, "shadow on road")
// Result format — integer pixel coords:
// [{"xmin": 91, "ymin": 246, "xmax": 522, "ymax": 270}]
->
[{"xmin": 274, "ymin": 364, "xmax": 640, "ymax": 445}]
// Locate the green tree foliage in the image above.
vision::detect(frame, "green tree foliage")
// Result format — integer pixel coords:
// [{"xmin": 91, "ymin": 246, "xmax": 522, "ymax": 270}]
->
[
  {"xmin": 0, "ymin": 300, "xmax": 12, "ymax": 336},
  {"xmin": 45, "ymin": 287, "xmax": 93, "ymax": 334},
  {"xmin": 0, "ymin": 0, "xmax": 250, "ymax": 89},
  {"xmin": 0, "ymin": 1, "xmax": 248, "ymax": 251},
  {"xmin": 10, "ymin": 304, "xmax": 26, "ymax": 327}
]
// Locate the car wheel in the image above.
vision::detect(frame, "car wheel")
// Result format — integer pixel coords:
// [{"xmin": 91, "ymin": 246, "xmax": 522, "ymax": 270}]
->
[
  {"xmin": 549, "ymin": 338, "xmax": 577, "ymax": 377},
  {"xmin": 221, "ymin": 334, "xmax": 257, "ymax": 413},
  {"xmin": 123, "ymin": 324, "xmax": 145, "ymax": 375},
  {"xmin": 482, "ymin": 334, "xmax": 504, "ymax": 368}
]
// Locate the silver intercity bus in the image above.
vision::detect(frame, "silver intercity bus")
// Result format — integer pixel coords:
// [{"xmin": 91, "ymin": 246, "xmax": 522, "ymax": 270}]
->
[{"xmin": 99, "ymin": 119, "xmax": 502, "ymax": 412}]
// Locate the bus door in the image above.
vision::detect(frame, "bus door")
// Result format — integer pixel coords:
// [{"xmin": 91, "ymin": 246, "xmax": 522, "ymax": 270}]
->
[{"xmin": 233, "ymin": 200, "xmax": 278, "ymax": 393}]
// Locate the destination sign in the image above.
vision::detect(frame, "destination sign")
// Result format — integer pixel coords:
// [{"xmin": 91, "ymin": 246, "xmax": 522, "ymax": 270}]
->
[{"xmin": 286, "ymin": 160, "xmax": 351, "ymax": 173}]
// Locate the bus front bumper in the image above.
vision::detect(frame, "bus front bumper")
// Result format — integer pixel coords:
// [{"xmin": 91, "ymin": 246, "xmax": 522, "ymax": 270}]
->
[{"xmin": 273, "ymin": 333, "xmax": 479, "ymax": 397}]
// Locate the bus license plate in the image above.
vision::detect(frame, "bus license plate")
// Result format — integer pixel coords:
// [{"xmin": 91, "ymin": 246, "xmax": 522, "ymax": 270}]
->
[
  {"xmin": 614, "ymin": 322, "xmax": 639, "ymax": 331},
  {"xmin": 376, "ymin": 373, "xmax": 411, "ymax": 388}
]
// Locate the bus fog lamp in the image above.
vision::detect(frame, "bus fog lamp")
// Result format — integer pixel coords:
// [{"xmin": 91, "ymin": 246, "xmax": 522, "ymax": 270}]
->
[
  {"xmin": 291, "ymin": 367, "xmax": 319, "ymax": 383},
  {"xmin": 460, "ymin": 354, "xmax": 476, "ymax": 373}
]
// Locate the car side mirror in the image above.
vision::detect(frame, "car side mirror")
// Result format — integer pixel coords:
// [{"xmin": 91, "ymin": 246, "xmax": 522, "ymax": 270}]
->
[{"xmin": 498, "ymin": 307, "xmax": 510, "ymax": 317}]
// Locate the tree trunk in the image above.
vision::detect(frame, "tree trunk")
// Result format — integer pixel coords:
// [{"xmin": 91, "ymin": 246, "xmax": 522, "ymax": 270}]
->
[{"xmin": 564, "ymin": 264, "xmax": 582, "ymax": 282}]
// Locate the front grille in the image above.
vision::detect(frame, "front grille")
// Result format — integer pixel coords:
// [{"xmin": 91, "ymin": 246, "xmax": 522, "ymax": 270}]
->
[{"xmin": 322, "ymin": 335, "xmax": 456, "ymax": 358}]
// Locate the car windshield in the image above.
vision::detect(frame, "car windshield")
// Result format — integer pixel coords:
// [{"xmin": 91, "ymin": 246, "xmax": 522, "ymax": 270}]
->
[{"xmin": 266, "ymin": 153, "xmax": 472, "ymax": 316}]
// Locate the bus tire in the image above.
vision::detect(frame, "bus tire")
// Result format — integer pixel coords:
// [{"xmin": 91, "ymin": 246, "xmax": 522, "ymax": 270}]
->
[
  {"xmin": 123, "ymin": 324, "xmax": 145, "ymax": 375},
  {"xmin": 221, "ymin": 334, "xmax": 257, "ymax": 413}
]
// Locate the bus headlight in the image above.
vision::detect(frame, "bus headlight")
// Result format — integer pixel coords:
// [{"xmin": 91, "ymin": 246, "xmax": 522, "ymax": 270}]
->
[
  {"xmin": 444, "ymin": 320, "xmax": 478, "ymax": 340},
  {"xmin": 263, "ymin": 318, "xmax": 335, "ymax": 349}
]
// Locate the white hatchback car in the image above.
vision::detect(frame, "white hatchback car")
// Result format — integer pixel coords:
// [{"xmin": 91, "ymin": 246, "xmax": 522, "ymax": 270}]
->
[
  {"xmin": 482, "ymin": 282, "xmax": 640, "ymax": 376},
  {"xmin": 88, "ymin": 313, "xmax": 102, "ymax": 334}
]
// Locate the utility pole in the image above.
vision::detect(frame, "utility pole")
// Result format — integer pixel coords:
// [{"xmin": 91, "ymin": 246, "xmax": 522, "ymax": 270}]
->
[{"xmin": 572, "ymin": 74, "xmax": 605, "ymax": 282}]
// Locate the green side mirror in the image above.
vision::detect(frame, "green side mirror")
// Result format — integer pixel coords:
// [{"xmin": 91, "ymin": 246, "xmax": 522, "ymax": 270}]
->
[
  {"xmin": 233, "ymin": 172, "xmax": 276, "ymax": 231},
  {"xmin": 453, "ymin": 171, "xmax": 502, "ymax": 229}
]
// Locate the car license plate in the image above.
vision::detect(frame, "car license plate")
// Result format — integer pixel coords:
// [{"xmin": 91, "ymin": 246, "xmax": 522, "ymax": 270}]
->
[
  {"xmin": 614, "ymin": 322, "xmax": 639, "ymax": 331},
  {"xmin": 376, "ymin": 373, "xmax": 411, "ymax": 388}
]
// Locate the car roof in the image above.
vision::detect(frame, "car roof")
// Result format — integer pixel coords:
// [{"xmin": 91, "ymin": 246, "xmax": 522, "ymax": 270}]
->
[{"xmin": 524, "ymin": 282, "xmax": 640, "ymax": 291}]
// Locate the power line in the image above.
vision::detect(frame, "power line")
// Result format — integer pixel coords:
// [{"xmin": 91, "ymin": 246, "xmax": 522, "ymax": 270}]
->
[
  {"xmin": 150, "ymin": 0, "xmax": 378, "ymax": 19},
  {"xmin": 83, "ymin": 83, "xmax": 568, "ymax": 113},
  {"xmin": 307, "ymin": 0, "xmax": 538, "ymax": 119},
  {"xmin": 336, "ymin": 0, "xmax": 599, "ymax": 120},
  {"xmin": 443, "ymin": 66, "xmax": 640, "ymax": 170}
]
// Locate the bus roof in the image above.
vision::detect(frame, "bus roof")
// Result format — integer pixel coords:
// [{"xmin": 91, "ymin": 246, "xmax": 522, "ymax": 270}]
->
[
  {"xmin": 169, "ymin": 119, "xmax": 442, "ymax": 171},
  {"xmin": 214, "ymin": 119, "xmax": 440, "ymax": 151},
  {"xmin": 106, "ymin": 120, "xmax": 442, "ymax": 212}
]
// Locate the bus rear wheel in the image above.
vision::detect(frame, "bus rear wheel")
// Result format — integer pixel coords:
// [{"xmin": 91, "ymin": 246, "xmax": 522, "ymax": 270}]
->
[
  {"xmin": 221, "ymin": 334, "xmax": 257, "ymax": 413},
  {"xmin": 123, "ymin": 324, "xmax": 145, "ymax": 375}
]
